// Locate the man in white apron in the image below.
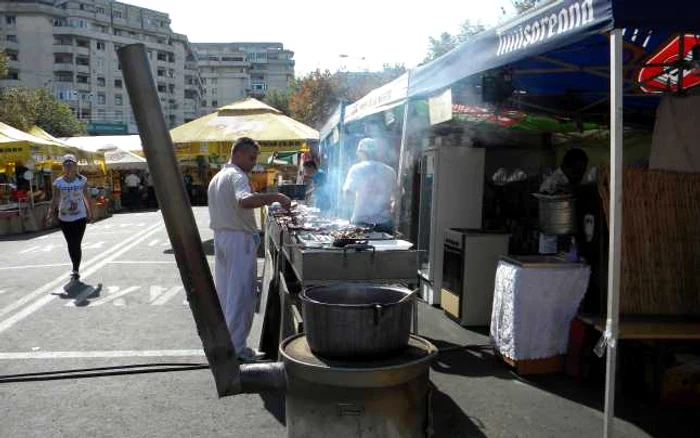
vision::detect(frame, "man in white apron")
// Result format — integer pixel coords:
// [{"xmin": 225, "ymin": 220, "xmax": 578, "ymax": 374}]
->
[{"xmin": 208, "ymin": 137, "xmax": 291, "ymax": 362}]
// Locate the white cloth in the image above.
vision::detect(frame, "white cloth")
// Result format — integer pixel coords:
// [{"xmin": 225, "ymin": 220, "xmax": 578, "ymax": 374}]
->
[
  {"xmin": 54, "ymin": 175, "xmax": 88, "ymax": 222},
  {"xmin": 124, "ymin": 174, "xmax": 141, "ymax": 188},
  {"xmin": 650, "ymin": 95, "xmax": 700, "ymax": 172},
  {"xmin": 342, "ymin": 160, "xmax": 397, "ymax": 224},
  {"xmin": 539, "ymin": 168, "xmax": 570, "ymax": 194},
  {"xmin": 207, "ymin": 163, "xmax": 257, "ymax": 234},
  {"xmin": 214, "ymin": 229, "xmax": 258, "ymax": 353},
  {"xmin": 490, "ymin": 260, "xmax": 590, "ymax": 360}
]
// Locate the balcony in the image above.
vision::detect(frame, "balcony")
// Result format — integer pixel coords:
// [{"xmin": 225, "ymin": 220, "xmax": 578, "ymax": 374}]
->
[
  {"xmin": 75, "ymin": 82, "xmax": 91, "ymax": 92},
  {"xmin": 53, "ymin": 44, "xmax": 75, "ymax": 53},
  {"xmin": 53, "ymin": 63, "xmax": 75, "ymax": 73},
  {"xmin": 3, "ymin": 40, "xmax": 20, "ymax": 51},
  {"xmin": 75, "ymin": 64, "xmax": 91, "ymax": 74},
  {"xmin": 74, "ymin": 46, "xmax": 91, "ymax": 56}
]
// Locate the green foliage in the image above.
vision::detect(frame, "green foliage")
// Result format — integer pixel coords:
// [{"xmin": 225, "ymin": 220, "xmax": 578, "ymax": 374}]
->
[
  {"xmin": 0, "ymin": 51, "xmax": 7, "ymax": 78},
  {"xmin": 263, "ymin": 89, "xmax": 292, "ymax": 116},
  {"xmin": 0, "ymin": 87, "xmax": 85, "ymax": 136},
  {"xmin": 512, "ymin": 0, "xmax": 542, "ymax": 13},
  {"xmin": 424, "ymin": 20, "xmax": 487, "ymax": 63},
  {"xmin": 288, "ymin": 65, "xmax": 408, "ymax": 129}
]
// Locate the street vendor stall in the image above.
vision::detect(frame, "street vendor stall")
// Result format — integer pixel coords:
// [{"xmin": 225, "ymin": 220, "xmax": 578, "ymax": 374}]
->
[
  {"xmin": 61, "ymin": 135, "xmax": 146, "ymax": 211},
  {"xmin": 170, "ymin": 97, "xmax": 319, "ymax": 198},
  {"xmin": 315, "ymin": 0, "xmax": 700, "ymax": 434},
  {"xmin": 0, "ymin": 123, "xmax": 107, "ymax": 234}
]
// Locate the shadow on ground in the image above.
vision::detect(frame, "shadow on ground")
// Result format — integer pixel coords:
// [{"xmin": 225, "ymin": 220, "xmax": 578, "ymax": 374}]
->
[{"xmin": 52, "ymin": 281, "xmax": 102, "ymax": 306}]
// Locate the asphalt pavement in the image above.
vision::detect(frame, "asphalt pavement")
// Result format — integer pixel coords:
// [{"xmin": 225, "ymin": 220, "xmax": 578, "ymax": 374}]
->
[
  {"xmin": 0, "ymin": 209, "xmax": 283, "ymax": 438},
  {"xmin": 1, "ymin": 208, "xmax": 695, "ymax": 438}
]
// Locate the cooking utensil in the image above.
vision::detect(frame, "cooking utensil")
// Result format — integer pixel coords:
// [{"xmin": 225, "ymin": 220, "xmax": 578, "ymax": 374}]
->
[{"xmin": 300, "ymin": 284, "xmax": 415, "ymax": 359}]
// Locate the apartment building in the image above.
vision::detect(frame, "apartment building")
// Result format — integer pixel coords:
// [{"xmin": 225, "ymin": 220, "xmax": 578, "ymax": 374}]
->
[
  {"xmin": 0, "ymin": 0, "xmax": 204, "ymax": 134},
  {"xmin": 193, "ymin": 42, "xmax": 295, "ymax": 115}
]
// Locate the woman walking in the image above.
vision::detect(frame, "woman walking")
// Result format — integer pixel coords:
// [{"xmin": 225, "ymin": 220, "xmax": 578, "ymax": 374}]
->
[{"xmin": 47, "ymin": 154, "xmax": 92, "ymax": 285}]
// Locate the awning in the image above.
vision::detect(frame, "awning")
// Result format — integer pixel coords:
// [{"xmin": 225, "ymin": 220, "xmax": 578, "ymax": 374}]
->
[{"xmin": 343, "ymin": 73, "xmax": 409, "ymax": 124}]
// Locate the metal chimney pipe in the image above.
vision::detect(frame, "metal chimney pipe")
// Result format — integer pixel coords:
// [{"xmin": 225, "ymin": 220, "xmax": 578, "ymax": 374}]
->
[{"xmin": 118, "ymin": 44, "xmax": 242, "ymax": 396}]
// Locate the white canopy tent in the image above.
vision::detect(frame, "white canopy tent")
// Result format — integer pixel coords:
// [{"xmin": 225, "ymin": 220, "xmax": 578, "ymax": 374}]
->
[{"xmin": 60, "ymin": 135, "xmax": 147, "ymax": 170}]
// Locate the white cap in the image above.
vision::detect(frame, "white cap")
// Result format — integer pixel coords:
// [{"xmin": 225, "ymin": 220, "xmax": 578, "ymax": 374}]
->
[
  {"xmin": 357, "ymin": 138, "xmax": 378, "ymax": 154},
  {"xmin": 63, "ymin": 154, "xmax": 77, "ymax": 164}
]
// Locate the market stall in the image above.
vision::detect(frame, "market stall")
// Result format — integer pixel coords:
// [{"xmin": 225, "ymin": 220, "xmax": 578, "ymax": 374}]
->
[
  {"xmin": 316, "ymin": 0, "xmax": 700, "ymax": 433},
  {"xmin": 0, "ymin": 123, "xmax": 108, "ymax": 234},
  {"xmin": 61, "ymin": 135, "xmax": 147, "ymax": 211},
  {"xmin": 170, "ymin": 97, "xmax": 319, "ymax": 201}
]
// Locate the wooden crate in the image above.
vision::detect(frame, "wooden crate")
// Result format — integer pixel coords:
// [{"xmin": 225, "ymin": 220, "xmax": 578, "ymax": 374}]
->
[{"xmin": 497, "ymin": 352, "xmax": 564, "ymax": 375}]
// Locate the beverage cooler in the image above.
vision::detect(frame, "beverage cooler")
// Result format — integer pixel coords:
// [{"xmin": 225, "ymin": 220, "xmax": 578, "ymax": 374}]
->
[{"xmin": 416, "ymin": 145, "xmax": 485, "ymax": 305}]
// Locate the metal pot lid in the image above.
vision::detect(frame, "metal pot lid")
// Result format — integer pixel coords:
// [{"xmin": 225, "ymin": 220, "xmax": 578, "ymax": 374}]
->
[{"xmin": 280, "ymin": 334, "xmax": 437, "ymax": 388}]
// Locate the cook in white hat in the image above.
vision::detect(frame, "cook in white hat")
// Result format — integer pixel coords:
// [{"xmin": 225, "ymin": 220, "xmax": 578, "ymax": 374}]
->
[{"xmin": 342, "ymin": 138, "xmax": 398, "ymax": 233}]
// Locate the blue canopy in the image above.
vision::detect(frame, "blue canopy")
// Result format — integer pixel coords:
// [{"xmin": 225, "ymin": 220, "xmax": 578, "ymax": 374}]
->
[{"xmin": 409, "ymin": 0, "xmax": 700, "ymax": 121}]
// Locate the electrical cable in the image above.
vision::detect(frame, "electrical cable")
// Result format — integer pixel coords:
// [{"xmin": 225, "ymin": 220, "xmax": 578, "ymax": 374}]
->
[{"xmin": 0, "ymin": 362, "xmax": 210, "ymax": 384}]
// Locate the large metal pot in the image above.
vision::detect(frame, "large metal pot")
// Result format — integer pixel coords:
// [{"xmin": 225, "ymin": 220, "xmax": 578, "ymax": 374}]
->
[
  {"xmin": 534, "ymin": 193, "xmax": 577, "ymax": 235},
  {"xmin": 300, "ymin": 284, "xmax": 415, "ymax": 359}
]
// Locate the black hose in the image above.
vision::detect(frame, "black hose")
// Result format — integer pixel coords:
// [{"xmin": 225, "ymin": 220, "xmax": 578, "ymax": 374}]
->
[
  {"xmin": 437, "ymin": 343, "xmax": 493, "ymax": 354},
  {"xmin": 0, "ymin": 362, "xmax": 211, "ymax": 384}
]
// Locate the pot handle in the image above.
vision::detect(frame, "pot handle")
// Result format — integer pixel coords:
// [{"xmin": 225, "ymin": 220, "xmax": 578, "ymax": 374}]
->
[{"xmin": 373, "ymin": 304, "xmax": 383, "ymax": 326}]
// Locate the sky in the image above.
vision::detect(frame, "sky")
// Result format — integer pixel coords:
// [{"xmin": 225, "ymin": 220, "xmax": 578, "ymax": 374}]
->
[{"xmin": 121, "ymin": 0, "xmax": 517, "ymax": 74}]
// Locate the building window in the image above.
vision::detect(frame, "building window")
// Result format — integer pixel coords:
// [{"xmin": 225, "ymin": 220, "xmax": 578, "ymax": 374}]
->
[
  {"xmin": 77, "ymin": 75, "xmax": 90, "ymax": 84},
  {"xmin": 113, "ymin": 11, "xmax": 123, "ymax": 19},
  {"xmin": 6, "ymin": 35, "xmax": 18, "ymax": 43},
  {"xmin": 76, "ymin": 56, "xmax": 90, "ymax": 66},
  {"xmin": 211, "ymin": 100, "xmax": 218, "ymax": 107},
  {"xmin": 8, "ymin": 71, "xmax": 20, "ymax": 80},
  {"xmin": 114, "ymin": 79, "xmax": 123, "ymax": 88},
  {"xmin": 115, "ymin": 94, "xmax": 123, "ymax": 106},
  {"xmin": 157, "ymin": 84, "xmax": 167, "ymax": 93},
  {"xmin": 168, "ymin": 84, "xmax": 175, "ymax": 94},
  {"xmin": 212, "ymin": 88, "xmax": 217, "ymax": 95},
  {"xmin": 210, "ymin": 78, "xmax": 217, "ymax": 85},
  {"xmin": 76, "ymin": 39, "xmax": 89, "ymax": 48},
  {"xmin": 97, "ymin": 77, "xmax": 106, "ymax": 87},
  {"xmin": 157, "ymin": 52, "xmax": 167, "ymax": 62},
  {"xmin": 201, "ymin": 100, "xmax": 207, "ymax": 107},
  {"xmin": 95, "ymin": 58, "xmax": 105, "ymax": 71},
  {"xmin": 97, "ymin": 41, "xmax": 106, "ymax": 51},
  {"xmin": 251, "ymin": 82, "xmax": 267, "ymax": 91},
  {"xmin": 115, "ymin": 110, "xmax": 123, "ymax": 121},
  {"xmin": 168, "ymin": 69, "xmax": 175, "ymax": 78},
  {"xmin": 97, "ymin": 109, "xmax": 106, "ymax": 120},
  {"xmin": 97, "ymin": 93, "xmax": 106, "ymax": 105},
  {"xmin": 5, "ymin": 16, "xmax": 17, "ymax": 27},
  {"xmin": 96, "ymin": 6, "xmax": 105, "ymax": 14},
  {"xmin": 6, "ymin": 51, "xmax": 18, "ymax": 61},
  {"xmin": 113, "ymin": 28, "xmax": 123, "ymax": 36},
  {"xmin": 157, "ymin": 68, "xmax": 166, "ymax": 77},
  {"xmin": 167, "ymin": 53, "xmax": 175, "ymax": 63}
]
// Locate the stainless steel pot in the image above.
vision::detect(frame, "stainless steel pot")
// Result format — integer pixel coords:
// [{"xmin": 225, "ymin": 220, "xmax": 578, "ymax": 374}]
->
[
  {"xmin": 300, "ymin": 284, "xmax": 415, "ymax": 359},
  {"xmin": 534, "ymin": 193, "xmax": 577, "ymax": 235}
]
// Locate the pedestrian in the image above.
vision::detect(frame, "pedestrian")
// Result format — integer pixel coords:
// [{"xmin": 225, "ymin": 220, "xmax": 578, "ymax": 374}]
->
[
  {"xmin": 124, "ymin": 171, "xmax": 141, "ymax": 210},
  {"xmin": 208, "ymin": 137, "xmax": 291, "ymax": 362},
  {"xmin": 46, "ymin": 154, "xmax": 92, "ymax": 287},
  {"xmin": 146, "ymin": 172, "xmax": 157, "ymax": 209}
]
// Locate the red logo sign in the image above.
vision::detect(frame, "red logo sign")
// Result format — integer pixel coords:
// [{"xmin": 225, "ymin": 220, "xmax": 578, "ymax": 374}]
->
[{"xmin": 639, "ymin": 35, "xmax": 700, "ymax": 94}]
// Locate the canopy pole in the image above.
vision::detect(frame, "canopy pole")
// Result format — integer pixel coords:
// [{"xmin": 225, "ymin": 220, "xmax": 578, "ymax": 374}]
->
[
  {"xmin": 394, "ymin": 98, "xmax": 410, "ymax": 232},
  {"xmin": 603, "ymin": 28, "xmax": 624, "ymax": 438}
]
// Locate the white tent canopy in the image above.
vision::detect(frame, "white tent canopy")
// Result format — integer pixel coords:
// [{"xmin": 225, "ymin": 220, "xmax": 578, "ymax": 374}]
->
[{"xmin": 60, "ymin": 135, "xmax": 147, "ymax": 170}]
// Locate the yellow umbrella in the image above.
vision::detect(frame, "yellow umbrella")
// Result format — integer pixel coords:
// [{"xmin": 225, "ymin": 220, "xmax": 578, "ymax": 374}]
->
[
  {"xmin": 0, "ymin": 122, "xmax": 59, "ymax": 166},
  {"xmin": 170, "ymin": 97, "xmax": 319, "ymax": 156}
]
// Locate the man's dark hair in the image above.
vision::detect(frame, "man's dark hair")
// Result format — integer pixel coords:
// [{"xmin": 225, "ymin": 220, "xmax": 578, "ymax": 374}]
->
[
  {"xmin": 232, "ymin": 137, "xmax": 260, "ymax": 154},
  {"xmin": 563, "ymin": 148, "xmax": 588, "ymax": 168},
  {"xmin": 303, "ymin": 160, "xmax": 317, "ymax": 169}
]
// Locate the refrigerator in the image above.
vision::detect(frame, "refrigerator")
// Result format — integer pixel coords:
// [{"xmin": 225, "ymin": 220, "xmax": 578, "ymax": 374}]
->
[{"xmin": 417, "ymin": 145, "xmax": 485, "ymax": 305}]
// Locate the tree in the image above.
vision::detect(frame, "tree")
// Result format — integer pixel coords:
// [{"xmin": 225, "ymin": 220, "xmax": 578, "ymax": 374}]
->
[
  {"xmin": 424, "ymin": 20, "xmax": 487, "ymax": 63},
  {"xmin": 288, "ymin": 65, "xmax": 408, "ymax": 129},
  {"xmin": 0, "ymin": 51, "xmax": 7, "ymax": 78},
  {"xmin": 0, "ymin": 87, "xmax": 85, "ymax": 136},
  {"xmin": 263, "ymin": 89, "xmax": 291, "ymax": 116},
  {"xmin": 512, "ymin": 0, "xmax": 542, "ymax": 13},
  {"xmin": 288, "ymin": 69, "xmax": 337, "ymax": 129}
]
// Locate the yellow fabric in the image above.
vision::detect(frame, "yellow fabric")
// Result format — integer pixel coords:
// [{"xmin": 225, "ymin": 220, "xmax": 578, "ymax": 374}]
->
[{"xmin": 170, "ymin": 98, "xmax": 319, "ymax": 149}]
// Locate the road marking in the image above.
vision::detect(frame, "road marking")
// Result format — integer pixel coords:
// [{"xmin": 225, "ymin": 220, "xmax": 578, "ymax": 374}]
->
[
  {"xmin": 150, "ymin": 286, "xmax": 183, "ymax": 306},
  {"xmin": 108, "ymin": 261, "xmax": 174, "ymax": 265},
  {"xmin": 0, "ymin": 220, "xmax": 162, "ymax": 320},
  {"xmin": 0, "ymin": 350, "xmax": 205, "ymax": 360},
  {"xmin": 147, "ymin": 239, "xmax": 159, "ymax": 247},
  {"xmin": 0, "ymin": 223, "xmax": 163, "ymax": 334},
  {"xmin": 19, "ymin": 246, "xmax": 40, "ymax": 254},
  {"xmin": 0, "ymin": 263, "xmax": 71, "ymax": 271},
  {"xmin": 87, "ymin": 286, "xmax": 140, "ymax": 307}
]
